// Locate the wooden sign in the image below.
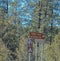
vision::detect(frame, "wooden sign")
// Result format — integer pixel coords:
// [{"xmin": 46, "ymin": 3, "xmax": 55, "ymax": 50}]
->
[{"xmin": 30, "ymin": 32, "xmax": 45, "ymax": 39}]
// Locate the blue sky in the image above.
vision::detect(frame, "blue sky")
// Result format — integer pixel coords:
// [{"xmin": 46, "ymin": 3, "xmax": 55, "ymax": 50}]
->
[
  {"xmin": 0, "ymin": 0, "xmax": 60, "ymax": 27},
  {"xmin": 8, "ymin": 0, "xmax": 39, "ymax": 27},
  {"xmin": 8, "ymin": 0, "xmax": 60, "ymax": 27}
]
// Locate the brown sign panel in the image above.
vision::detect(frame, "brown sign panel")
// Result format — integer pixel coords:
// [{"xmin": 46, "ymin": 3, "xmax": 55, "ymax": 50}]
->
[{"xmin": 30, "ymin": 32, "xmax": 45, "ymax": 39}]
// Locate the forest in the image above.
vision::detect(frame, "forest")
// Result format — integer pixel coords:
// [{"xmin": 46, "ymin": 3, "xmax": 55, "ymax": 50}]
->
[{"xmin": 0, "ymin": 0, "xmax": 60, "ymax": 61}]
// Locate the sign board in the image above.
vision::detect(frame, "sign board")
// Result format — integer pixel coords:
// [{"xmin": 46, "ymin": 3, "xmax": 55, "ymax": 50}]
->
[{"xmin": 30, "ymin": 32, "xmax": 45, "ymax": 39}]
